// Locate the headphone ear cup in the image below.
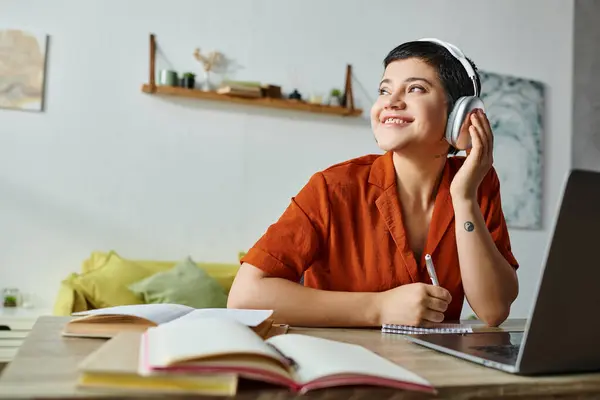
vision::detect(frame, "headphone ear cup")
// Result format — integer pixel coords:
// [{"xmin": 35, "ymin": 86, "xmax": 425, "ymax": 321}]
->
[{"xmin": 445, "ymin": 96, "xmax": 484, "ymax": 150}]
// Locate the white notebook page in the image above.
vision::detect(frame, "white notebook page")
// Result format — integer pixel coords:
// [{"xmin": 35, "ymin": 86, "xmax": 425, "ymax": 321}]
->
[
  {"xmin": 266, "ymin": 334, "xmax": 431, "ymax": 387},
  {"xmin": 72, "ymin": 304, "xmax": 195, "ymax": 325},
  {"xmin": 164, "ymin": 308, "xmax": 273, "ymax": 327},
  {"xmin": 146, "ymin": 317, "xmax": 284, "ymax": 367}
]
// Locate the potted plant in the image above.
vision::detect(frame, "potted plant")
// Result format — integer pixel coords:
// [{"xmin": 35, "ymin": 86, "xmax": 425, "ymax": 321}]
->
[
  {"xmin": 329, "ymin": 88, "xmax": 342, "ymax": 106},
  {"xmin": 3, "ymin": 295, "xmax": 17, "ymax": 307},
  {"xmin": 181, "ymin": 72, "xmax": 196, "ymax": 89},
  {"xmin": 3, "ymin": 287, "xmax": 19, "ymax": 307}
]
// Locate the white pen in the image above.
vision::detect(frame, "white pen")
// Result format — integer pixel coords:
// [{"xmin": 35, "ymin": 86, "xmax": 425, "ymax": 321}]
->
[{"xmin": 425, "ymin": 254, "xmax": 439, "ymax": 286}]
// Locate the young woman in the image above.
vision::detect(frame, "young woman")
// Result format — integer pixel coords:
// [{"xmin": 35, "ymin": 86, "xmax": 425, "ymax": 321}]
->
[{"xmin": 227, "ymin": 39, "xmax": 519, "ymax": 328}]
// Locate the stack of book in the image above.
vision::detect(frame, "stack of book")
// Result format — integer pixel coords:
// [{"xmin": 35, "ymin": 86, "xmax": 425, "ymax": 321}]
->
[
  {"xmin": 217, "ymin": 80, "xmax": 263, "ymax": 98},
  {"xmin": 68, "ymin": 304, "xmax": 435, "ymax": 396},
  {"xmin": 216, "ymin": 80, "xmax": 282, "ymax": 99}
]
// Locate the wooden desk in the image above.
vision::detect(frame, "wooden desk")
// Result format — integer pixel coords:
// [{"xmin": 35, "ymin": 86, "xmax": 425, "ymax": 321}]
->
[
  {"xmin": 0, "ymin": 307, "xmax": 53, "ymax": 363},
  {"xmin": 1, "ymin": 316, "xmax": 600, "ymax": 399}
]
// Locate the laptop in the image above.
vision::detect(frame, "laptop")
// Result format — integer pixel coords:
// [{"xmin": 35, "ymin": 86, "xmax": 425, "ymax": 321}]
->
[{"xmin": 402, "ymin": 169, "xmax": 600, "ymax": 375}]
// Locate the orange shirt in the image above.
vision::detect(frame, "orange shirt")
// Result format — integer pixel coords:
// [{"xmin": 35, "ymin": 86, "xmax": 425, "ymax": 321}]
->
[{"xmin": 241, "ymin": 151, "xmax": 519, "ymax": 320}]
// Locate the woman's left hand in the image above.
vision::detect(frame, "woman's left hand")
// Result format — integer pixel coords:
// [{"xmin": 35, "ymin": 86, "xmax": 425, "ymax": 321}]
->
[{"xmin": 450, "ymin": 109, "xmax": 494, "ymax": 201}]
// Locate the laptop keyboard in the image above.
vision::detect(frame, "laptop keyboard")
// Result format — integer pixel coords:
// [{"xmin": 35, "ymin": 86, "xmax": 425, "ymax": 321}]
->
[{"xmin": 472, "ymin": 344, "xmax": 521, "ymax": 359}]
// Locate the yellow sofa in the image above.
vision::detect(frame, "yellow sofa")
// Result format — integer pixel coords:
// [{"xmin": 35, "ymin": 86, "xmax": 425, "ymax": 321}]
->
[{"xmin": 53, "ymin": 250, "xmax": 241, "ymax": 316}]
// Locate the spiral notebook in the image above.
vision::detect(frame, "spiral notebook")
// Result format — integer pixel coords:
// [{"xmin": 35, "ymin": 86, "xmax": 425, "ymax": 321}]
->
[{"xmin": 381, "ymin": 323, "xmax": 474, "ymax": 335}]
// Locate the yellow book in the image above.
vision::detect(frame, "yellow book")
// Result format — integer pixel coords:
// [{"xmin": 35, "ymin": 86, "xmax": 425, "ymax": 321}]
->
[{"xmin": 77, "ymin": 331, "xmax": 237, "ymax": 396}]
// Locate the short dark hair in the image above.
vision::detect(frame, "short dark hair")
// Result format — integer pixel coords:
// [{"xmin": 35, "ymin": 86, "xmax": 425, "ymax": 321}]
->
[{"xmin": 383, "ymin": 40, "xmax": 481, "ymax": 154}]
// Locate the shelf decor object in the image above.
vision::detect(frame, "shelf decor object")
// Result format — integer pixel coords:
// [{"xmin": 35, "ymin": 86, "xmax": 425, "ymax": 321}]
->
[{"xmin": 141, "ymin": 34, "xmax": 362, "ymax": 117}]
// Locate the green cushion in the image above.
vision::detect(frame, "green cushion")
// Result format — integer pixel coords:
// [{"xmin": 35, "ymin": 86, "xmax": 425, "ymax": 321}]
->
[{"xmin": 128, "ymin": 256, "xmax": 228, "ymax": 308}]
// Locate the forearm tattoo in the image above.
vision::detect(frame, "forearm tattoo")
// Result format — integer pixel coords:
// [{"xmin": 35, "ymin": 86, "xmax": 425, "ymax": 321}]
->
[{"xmin": 464, "ymin": 221, "xmax": 475, "ymax": 232}]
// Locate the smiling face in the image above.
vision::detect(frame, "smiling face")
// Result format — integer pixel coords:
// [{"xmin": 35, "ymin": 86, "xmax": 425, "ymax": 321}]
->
[{"xmin": 371, "ymin": 58, "xmax": 450, "ymax": 155}]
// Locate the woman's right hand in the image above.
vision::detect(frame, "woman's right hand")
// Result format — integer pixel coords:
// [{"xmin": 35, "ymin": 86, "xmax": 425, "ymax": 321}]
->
[{"xmin": 376, "ymin": 283, "xmax": 452, "ymax": 326}]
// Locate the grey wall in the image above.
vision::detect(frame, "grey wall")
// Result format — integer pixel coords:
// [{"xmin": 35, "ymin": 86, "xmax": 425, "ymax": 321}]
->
[{"xmin": 573, "ymin": 0, "xmax": 600, "ymax": 171}]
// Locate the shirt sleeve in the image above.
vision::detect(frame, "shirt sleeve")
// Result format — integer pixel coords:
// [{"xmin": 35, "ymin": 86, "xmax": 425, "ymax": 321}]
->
[
  {"xmin": 480, "ymin": 167, "xmax": 519, "ymax": 270},
  {"xmin": 241, "ymin": 172, "xmax": 330, "ymax": 282}
]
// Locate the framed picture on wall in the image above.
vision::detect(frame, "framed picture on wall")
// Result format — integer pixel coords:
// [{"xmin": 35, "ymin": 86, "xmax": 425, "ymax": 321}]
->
[
  {"xmin": 0, "ymin": 28, "xmax": 49, "ymax": 112},
  {"xmin": 479, "ymin": 70, "xmax": 545, "ymax": 230}
]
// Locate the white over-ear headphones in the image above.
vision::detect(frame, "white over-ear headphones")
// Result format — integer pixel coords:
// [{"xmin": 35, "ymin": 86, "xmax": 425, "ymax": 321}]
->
[{"xmin": 418, "ymin": 38, "xmax": 484, "ymax": 150}]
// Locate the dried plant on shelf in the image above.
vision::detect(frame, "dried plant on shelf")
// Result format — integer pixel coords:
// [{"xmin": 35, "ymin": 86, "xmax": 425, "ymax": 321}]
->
[{"xmin": 193, "ymin": 48, "xmax": 222, "ymax": 91}]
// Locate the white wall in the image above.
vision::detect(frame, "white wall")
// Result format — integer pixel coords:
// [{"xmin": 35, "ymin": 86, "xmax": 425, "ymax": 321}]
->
[
  {"xmin": 573, "ymin": 0, "xmax": 600, "ymax": 172},
  {"xmin": 0, "ymin": 0, "xmax": 573, "ymax": 317}
]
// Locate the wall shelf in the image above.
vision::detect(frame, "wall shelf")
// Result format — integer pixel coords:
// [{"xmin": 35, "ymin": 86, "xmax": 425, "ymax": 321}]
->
[
  {"xmin": 141, "ymin": 34, "xmax": 363, "ymax": 118},
  {"xmin": 140, "ymin": 84, "xmax": 362, "ymax": 116}
]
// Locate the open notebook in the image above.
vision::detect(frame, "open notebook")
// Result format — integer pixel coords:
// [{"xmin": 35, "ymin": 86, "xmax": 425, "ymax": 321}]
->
[
  {"xmin": 139, "ymin": 317, "xmax": 435, "ymax": 395},
  {"xmin": 63, "ymin": 304, "xmax": 274, "ymax": 338}
]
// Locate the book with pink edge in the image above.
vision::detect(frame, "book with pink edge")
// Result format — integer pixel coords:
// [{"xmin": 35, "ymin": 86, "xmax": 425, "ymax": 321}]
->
[{"xmin": 138, "ymin": 317, "xmax": 435, "ymax": 395}]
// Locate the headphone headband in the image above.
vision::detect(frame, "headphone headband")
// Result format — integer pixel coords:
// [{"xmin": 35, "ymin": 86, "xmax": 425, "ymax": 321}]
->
[{"xmin": 417, "ymin": 38, "xmax": 479, "ymax": 97}]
